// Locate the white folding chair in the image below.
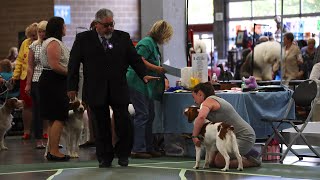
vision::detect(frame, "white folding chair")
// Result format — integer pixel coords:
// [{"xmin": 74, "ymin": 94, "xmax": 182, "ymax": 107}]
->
[{"xmin": 261, "ymin": 80, "xmax": 320, "ymax": 163}]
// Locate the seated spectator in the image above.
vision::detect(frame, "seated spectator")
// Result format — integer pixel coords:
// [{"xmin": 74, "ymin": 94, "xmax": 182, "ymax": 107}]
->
[
  {"xmin": 6, "ymin": 47, "xmax": 18, "ymax": 69},
  {"xmin": 0, "ymin": 59, "xmax": 19, "ymax": 101}
]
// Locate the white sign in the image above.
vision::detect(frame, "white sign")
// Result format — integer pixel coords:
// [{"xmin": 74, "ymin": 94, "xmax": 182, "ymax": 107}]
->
[
  {"xmin": 54, "ymin": 5, "xmax": 71, "ymax": 24},
  {"xmin": 191, "ymin": 53, "xmax": 208, "ymax": 84},
  {"xmin": 215, "ymin": 12, "xmax": 223, "ymax": 21}
]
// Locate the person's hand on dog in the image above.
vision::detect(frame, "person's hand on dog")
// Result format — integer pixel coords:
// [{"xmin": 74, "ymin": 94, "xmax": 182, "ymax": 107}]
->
[{"xmin": 193, "ymin": 137, "xmax": 201, "ymax": 147}]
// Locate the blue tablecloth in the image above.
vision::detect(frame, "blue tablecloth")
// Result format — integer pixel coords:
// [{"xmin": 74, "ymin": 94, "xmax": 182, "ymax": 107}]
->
[{"xmin": 153, "ymin": 90, "xmax": 295, "ymax": 139}]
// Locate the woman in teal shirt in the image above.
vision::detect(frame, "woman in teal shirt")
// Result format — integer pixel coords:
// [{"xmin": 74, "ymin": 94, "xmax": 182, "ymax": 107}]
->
[{"xmin": 127, "ymin": 20, "xmax": 173, "ymax": 158}]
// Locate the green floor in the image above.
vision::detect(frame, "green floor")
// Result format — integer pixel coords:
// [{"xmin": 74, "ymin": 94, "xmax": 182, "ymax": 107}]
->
[{"xmin": 1, "ymin": 157, "xmax": 320, "ymax": 180}]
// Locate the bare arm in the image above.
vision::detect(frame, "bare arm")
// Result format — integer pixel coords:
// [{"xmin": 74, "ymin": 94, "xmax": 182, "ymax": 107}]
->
[
  {"xmin": 26, "ymin": 49, "xmax": 35, "ymax": 86},
  {"xmin": 142, "ymin": 57, "xmax": 166, "ymax": 74},
  {"xmin": 192, "ymin": 98, "xmax": 218, "ymax": 137},
  {"xmin": 47, "ymin": 41, "xmax": 67, "ymax": 75},
  {"xmin": 25, "ymin": 49, "xmax": 35, "ymax": 93}
]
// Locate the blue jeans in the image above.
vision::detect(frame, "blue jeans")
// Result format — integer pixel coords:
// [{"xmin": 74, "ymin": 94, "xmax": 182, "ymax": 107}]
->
[{"xmin": 129, "ymin": 88, "xmax": 155, "ymax": 152}]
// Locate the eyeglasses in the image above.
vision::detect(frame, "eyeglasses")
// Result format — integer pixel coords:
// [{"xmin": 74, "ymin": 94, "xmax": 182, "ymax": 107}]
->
[{"xmin": 98, "ymin": 21, "xmax": 115, "ymax": 28}]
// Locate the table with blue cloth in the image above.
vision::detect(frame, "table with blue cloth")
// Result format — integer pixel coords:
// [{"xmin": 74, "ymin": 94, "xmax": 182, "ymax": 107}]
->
[{"xmin": 153, "ymin": 90, "xmax": 295, "ymax": 139}]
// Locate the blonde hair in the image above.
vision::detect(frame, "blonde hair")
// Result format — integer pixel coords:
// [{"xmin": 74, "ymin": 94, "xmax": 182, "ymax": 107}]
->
[
  {"xmin": 307, "ymin": 38, "xmax": 315, "ymax": 45},
  {"xmin": 34, "ymin": 20, "xmax": 48, "ymax": 45},
  {"xmin": 149, "ymin": 20, "xmax": 173, "ymax": 44},
  {"xmin": 0, "ymin": 59, "xmax": 13, "ymax": 73},
  {"xmin": 25, "ymin": 22, "xmax": 38, "ymax": 38}
]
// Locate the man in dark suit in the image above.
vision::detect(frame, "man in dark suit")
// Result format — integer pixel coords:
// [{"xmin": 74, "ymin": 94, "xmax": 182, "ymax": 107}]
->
[{"xmin": 67, "ymin": 8, "xmax": 159, "ymax": 168}]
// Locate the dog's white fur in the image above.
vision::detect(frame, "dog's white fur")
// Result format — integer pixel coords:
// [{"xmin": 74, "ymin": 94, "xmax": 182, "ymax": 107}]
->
[
  {"xmin": 241, "ymin": 41, "xmax": 283, "ymax": 81},
  {"xmin": 0, "ymin": 98, "xmax": 24, "ymax": 150},
  {"xmin": 45, "ymin": 100, "xmax": 86, "ymax": 158},
  {"xmin": 193, "ymin": 120, "xmax": 243, "ymax": 171}
]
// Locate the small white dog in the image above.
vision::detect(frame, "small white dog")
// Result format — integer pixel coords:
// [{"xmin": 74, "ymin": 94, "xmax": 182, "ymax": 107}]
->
[
  {"xmin": 0, "ymin": 98, "xmax": 24, "ymax": 150},
  {"xmin": 45, "ymin": 100, "xmax": 86, "ymax": 158},
  {"xmin": 184, "ymin": 106, "xmax": 243, "ymax": 171}
]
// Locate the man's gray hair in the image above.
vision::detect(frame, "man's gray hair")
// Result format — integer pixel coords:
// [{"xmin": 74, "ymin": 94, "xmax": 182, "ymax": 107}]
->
[{"xmin": 95, "ymin": 8, "xmax": 113, "ymax": 22}]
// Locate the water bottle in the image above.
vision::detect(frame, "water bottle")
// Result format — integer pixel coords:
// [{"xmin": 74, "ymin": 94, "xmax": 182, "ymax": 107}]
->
[
  {"xmin": 241, "ymin": 77, "xmax": 246, "ymax": 91},
  {"xmin": 211, "ymin": 73, "xmax": 217, "ymax": 83}
]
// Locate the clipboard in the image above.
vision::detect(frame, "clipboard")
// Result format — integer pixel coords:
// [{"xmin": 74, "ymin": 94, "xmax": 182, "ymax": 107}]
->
[{"xmin": 162, "ymin": 64, "xmax": 181, "ymax": 77}]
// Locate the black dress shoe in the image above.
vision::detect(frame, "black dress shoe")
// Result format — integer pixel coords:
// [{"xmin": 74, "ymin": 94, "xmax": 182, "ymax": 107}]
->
[
  {"xmin": 46, "ymin": 152, "xmax": 70, "ymax": 161},
  {"xmin": 118, "ymin": 157, "xmax": 129, "ymax": 167},
  {"xmin": 99, "ymin": 162, "xmax": 112, "ymax": 168}
]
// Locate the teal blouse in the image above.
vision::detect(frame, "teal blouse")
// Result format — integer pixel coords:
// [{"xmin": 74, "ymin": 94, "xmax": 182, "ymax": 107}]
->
[{"xmin": 126, "ymin": 36, "xmax": 165, "ymax": 101}]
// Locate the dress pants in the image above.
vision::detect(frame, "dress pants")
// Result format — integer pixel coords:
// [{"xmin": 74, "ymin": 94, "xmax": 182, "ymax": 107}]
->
[{"xmin": 90, "ymin": 103, "xmax": 132, "ymax": 163}]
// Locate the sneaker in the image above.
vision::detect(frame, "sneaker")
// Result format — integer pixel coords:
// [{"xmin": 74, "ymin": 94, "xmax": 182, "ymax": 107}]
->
[
  {"xmin": 148, "ymin": 151, "xmax": 162, "ymax": 157},
  {"xmin": 22, "ymin": 133, "xmax": 30, "ymax": 140},
  {"xmin": 131, "ymin": 152, "xmax": 152, "ymax": 159},
  {"xmin": 35, "ymin": 144, "xmax": 46, "ymax": 149},
  {"xmin": 247, "ymin": 156, "xmax": 262, "ymax": 167}
]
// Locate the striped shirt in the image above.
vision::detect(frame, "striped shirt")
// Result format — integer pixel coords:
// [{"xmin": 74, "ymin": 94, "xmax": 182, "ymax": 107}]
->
[{"xmin": 29, "ymin": 42, "xmax": 43, "ymax": 82}]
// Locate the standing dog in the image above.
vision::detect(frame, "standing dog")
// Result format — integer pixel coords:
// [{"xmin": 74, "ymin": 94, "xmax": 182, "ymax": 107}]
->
[
  {"xmin": 45, "ymin": 100, "xmax": 86, "ymax": 158},
  {"xmin": 184, "ymin": 106, "xmax": 243, "ymax": 171},
  {"xmin": 0, "ymin": 98, "xmax": 24, "ymax": 150}
]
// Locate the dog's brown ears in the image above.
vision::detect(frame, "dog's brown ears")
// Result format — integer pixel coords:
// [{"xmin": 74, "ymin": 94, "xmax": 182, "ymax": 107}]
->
[
  {"xmin": 184, "ymin": 106, "xmax": 199, "ymax": 123},
  {"xmin": 69, "ymin": 100, "xmax": 81, "ymax": 110},
  {"xmin": 5, "ymin": 98, "xmax": 18, "ymax": 110},
  {"xmin": 81, "ymin": 101, "xmax": 88, "ymax": 109}
]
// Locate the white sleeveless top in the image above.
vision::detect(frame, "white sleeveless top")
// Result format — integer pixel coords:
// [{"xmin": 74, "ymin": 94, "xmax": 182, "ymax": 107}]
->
[{"xmin": 40, "ymin": 37, "xmax": 69, "ymax": 69}]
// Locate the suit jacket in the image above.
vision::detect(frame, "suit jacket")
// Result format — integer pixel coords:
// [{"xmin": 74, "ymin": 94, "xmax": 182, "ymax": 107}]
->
[{"xmin": 68, "ymin": 30, "xmax": 147, "ymax": 106}]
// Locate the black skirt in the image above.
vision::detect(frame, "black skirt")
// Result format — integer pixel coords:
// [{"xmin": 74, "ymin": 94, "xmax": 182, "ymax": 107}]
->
[{"xmin": 39, "ymin": 70, "xmax": 69, "ymax": 121}]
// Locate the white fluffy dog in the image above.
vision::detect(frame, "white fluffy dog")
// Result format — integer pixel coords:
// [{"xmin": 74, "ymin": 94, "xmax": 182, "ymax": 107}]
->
[
  {"xmin": 0, "ymin": 98, "xmax": 24, "ymax": 150},
  {"xmin": 241, "ymin": 41, "xmax": 282, "ymax": 80},
  {"xmin": 184, "ymin": 106, "xmax": 243, "ymax": 171}
]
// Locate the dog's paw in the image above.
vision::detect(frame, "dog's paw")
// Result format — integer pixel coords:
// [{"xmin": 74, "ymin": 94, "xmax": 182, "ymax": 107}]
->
[
  {"xmin": 0, "ymin": 146, "xmax": 8, "ymax": 150},
  {"xmin": 221, "ymin": 167, "xmax": 229, "ymax": 171},
  {"xmin": 203, "ymin": 163, "xmax": 209, "ymax": 169},
  {"xmin": 70, "ymin": 152, "xmax": 79, "ymax": 158},
  {"xmin": 237, "ymin": 167, "xmax": 243, "ymax": 171}
]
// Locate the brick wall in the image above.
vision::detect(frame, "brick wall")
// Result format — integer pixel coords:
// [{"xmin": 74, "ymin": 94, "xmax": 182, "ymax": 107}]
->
[
  {"xmin": 0, "ymin": 0, "xmax": 141, "ymax": 58},
  {"xmin": 55, "ymin": 0, "xmax": 141, "ymax": 49},
  {"xmin": 0, "ymin": 0, "xmax": 53, "ymax": 59}
]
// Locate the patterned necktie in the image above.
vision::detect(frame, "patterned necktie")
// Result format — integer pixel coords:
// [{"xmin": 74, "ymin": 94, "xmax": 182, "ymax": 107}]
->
[{"xmin": 101, "ymin": 37, "xmax": 108, "ymax": 50}]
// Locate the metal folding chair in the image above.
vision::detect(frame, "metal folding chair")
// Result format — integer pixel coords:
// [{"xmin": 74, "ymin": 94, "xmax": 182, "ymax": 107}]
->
[{"xmin": 261, "ymin": 79, "xmax": 320, "ymax": 163}]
